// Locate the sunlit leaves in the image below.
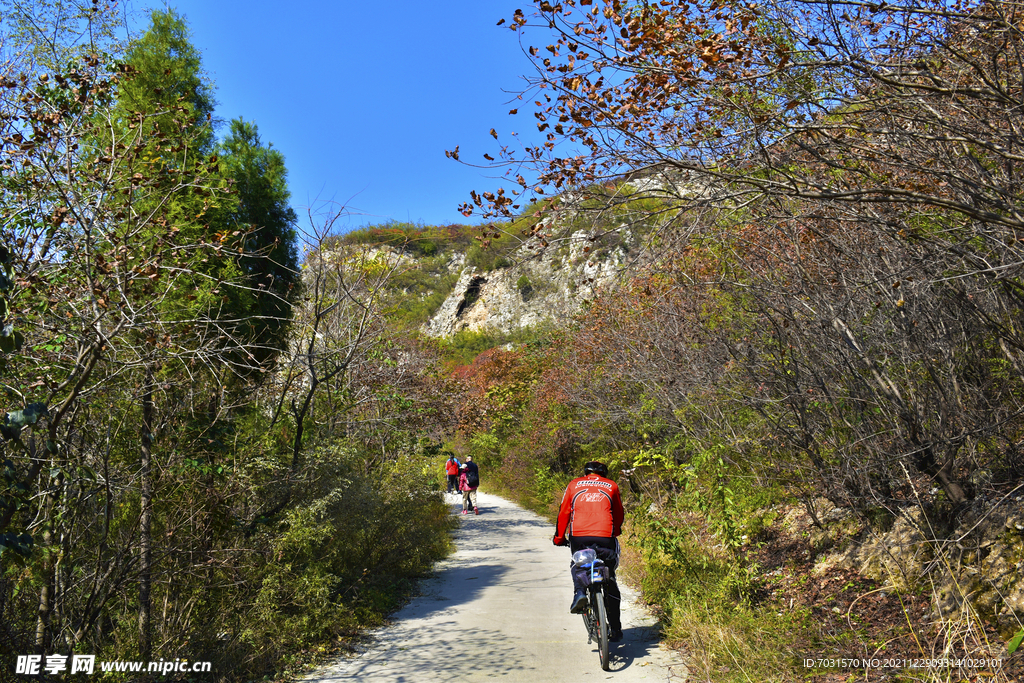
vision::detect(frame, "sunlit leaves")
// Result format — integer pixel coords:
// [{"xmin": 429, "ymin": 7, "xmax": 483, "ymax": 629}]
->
[{"xmin": 0, "ymin": 403, "xmax": 48, "ymax": 442}]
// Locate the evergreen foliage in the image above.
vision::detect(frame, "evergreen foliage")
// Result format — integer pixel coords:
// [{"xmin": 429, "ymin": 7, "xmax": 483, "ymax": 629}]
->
[
  {"xmin": 217, "ymin": 118, "xmax": 300, "ymax": 369},
  {"xmin": 0, "ymin": 7, "xmax": 457, "ymax": 680}
]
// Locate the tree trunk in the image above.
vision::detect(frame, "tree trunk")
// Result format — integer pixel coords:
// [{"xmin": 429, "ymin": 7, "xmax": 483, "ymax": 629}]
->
[
  {"xmin": 139, "ymin": 365, "xmax": 155, "ymax": 661},
  {"xmin": 34, "ymin": 487, "xmax": 55, "ymax": 652}
]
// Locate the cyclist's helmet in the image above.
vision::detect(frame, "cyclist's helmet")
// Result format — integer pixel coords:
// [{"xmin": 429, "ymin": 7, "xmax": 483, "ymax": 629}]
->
[{"xmin": 583, "ymin": 461, "xmax": 608, "ymax": 477}]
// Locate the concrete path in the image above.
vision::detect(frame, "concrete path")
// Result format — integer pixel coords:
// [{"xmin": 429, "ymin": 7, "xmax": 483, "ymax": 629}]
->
[{"xmin": 303, "ymin": 492, "xmax": 687, "ymax": 682}]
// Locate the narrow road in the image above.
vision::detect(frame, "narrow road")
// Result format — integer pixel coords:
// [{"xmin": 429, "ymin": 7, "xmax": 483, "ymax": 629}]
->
[{"xmin": 304, "ymin": 492, "xmax": 687, "ymax": 682}]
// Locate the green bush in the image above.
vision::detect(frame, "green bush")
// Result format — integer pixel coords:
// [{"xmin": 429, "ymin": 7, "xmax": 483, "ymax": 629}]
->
[
  {"xmin": 225, "ymin": 444, "xmax": 454, "ymax": 678},
  {"xmin": 386, "ymin": 265, "xmax": 459, "ymax": 327},
  {"xmin": 442, "ymin": 329, "xmax": 503, "ymax": 366},
  {"xmin": 465, "ymin": 228, "xmax": 518, "ymax": 271},
  {"xmin": 341, "ymin": 221, "xmax": 479, "ymax": 257}
]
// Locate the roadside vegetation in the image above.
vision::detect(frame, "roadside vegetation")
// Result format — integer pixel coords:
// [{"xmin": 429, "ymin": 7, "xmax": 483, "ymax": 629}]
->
[
  {"xmin": 451, "ymin": 0, "xmax": 1024, "ymax": 681},
  {"xmin": 0, "ymin": 5, "xmax": 456, "ymax": 681}
]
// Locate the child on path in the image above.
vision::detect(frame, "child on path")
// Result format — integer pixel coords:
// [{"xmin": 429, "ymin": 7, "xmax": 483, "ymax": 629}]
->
[{"xmin": 444, "ymin": 453, "xmax": 460, "ymax": 494}]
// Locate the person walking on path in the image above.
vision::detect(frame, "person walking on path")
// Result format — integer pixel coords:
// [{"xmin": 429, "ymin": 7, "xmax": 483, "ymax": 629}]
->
[
  {"xmin": 460, "ymin": 456, "xmax": 480, "ymax": 514},
  {"xmin": 444, "ymin": 453, "xmax": 461, "ymax": 494},
  {"xmin": 552, "ymin": 460, "xmax": 625, "ymax": 642}
]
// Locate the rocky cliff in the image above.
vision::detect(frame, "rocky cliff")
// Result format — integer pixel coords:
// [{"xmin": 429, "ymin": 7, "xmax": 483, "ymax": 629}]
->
[{"xmin": 422, "ymin": 227, "xmax": 638, "ymax": 338}]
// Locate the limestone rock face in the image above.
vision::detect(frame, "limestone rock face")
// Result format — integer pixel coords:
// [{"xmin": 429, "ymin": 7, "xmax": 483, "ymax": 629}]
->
[
  {"xmin": 816, "ymin": 497, "xmax": 1024, "ymax": 638},
  {"xmin": 927, "ymin": 502, "xmax": 1024, "ymax": 636},
  {"xmin": 423, "ymin": 229, "xmax": 634, "ymax": 338}
]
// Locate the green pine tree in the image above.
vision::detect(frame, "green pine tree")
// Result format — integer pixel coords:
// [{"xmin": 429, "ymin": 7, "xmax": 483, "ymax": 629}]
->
[{"xmin": 217, "ymin": 118, "xmax": 300, "ymax": 371}]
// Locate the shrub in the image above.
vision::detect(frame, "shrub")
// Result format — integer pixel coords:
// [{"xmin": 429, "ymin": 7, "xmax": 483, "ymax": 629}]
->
[{"xmin": 225, "ymin": 443, "xmax": 454, "ymax": 678}]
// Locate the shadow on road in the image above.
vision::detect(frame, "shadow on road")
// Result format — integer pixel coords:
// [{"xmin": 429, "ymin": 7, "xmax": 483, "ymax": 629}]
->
[
  {"xmin": 606, "ymin": 623, "xmax": 666, "ymax": 672},
  {"xmin": 399, "ymin": 563, "xmax": 510, "ymax": 620},
  {"xmin": 462, "ymin": 515, "xmax": 549, "ymax": 531},
  {"xmin": 320, "ymin": 626, "xmax": 533, "ymax": 681},
  {"xmin": 448, "ymin": 504, "xmax": 549, "ymax": 529}
]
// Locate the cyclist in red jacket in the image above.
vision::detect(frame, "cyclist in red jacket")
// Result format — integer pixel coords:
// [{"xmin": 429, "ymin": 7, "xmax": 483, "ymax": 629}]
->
[{"xmin": 552, "ymin": 461, "xmax": 624, "ymax": 642}]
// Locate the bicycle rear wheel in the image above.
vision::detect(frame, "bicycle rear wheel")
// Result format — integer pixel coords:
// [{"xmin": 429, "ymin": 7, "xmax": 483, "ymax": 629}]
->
[{"xmin": 593, "ymin": 585, "xmax": 610, "ymax": 670}]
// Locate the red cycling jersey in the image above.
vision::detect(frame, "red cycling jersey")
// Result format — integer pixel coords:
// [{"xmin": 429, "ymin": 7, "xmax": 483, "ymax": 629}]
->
[{"xmin": 553, "ymin": 474, "xmax": 624, "ymax": 543}]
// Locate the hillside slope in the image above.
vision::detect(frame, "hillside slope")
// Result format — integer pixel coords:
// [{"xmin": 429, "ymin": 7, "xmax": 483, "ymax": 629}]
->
[{"xmin": 422, "ymin": 227, "xmax": 635, "ymax": 338}]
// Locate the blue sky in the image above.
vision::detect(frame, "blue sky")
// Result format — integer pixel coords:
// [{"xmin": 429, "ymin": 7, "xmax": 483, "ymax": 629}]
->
[{"xmin": 135, "ymin": 1, "xmax": 539, "ymax": 232}]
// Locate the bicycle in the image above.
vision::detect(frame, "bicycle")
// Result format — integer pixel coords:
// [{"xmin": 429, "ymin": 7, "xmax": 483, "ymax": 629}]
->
[{"xmin": 572, "ymin": 547, "xmax": 613, "ymax": 670}]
